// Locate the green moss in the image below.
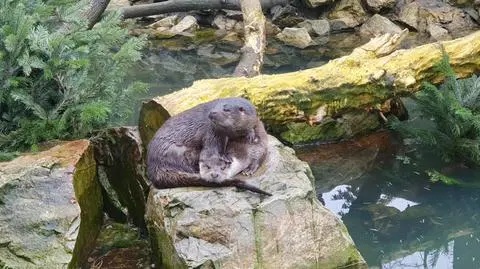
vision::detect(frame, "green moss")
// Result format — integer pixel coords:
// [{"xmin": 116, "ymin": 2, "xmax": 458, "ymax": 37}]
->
[
  {"xmin": 193, "ymin": 29, "xmax": 218, "ymax": 44},
  {"xmin": 68, "ymin": 145, "xmax": 103, "ymax": 269},
  {"xmin": 281, "ymin": 120, "xmax": 346, "ymax": 144}
]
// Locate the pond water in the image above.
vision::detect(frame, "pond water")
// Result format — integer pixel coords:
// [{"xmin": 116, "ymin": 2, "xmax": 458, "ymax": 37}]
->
[
  {"xmin": 296, "ymin": 129, "xmax": 480, "ymax": 269},
  {"xmin": 131, "ymin": 31, "xmax": 480, "ymax": 269}
]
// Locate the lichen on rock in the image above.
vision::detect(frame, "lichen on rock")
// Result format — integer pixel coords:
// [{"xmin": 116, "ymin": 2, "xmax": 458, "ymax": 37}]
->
[{"xmin": 0, "ymin": 140, "xmax": 102, "ymax": 268}]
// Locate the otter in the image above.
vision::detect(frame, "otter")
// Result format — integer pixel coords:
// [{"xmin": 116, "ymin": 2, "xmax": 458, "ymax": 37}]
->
[
  {"xmin": 199, "ymin": 119, "xmax": 268, "ymax": 180},
  {"xmin": 147, "ymin": 97, "xmax": 270, "ymax": 195}
]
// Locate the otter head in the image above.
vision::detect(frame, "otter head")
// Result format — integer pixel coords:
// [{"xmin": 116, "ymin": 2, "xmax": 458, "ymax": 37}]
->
[
  {"xmin": 208, "ymin": 98, "xmax": 257, "ymax": 138},
  {"xmin": 199, "ymin": 155, "xmax": 231, "ymax": 183}
]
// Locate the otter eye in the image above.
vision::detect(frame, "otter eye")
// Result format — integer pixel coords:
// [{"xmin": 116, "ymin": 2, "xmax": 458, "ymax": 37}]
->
[
  {"xmin": 220, "ymin": 167, "xmax": 225, "ymax": 170},
  {"xmin": 239, "ymin": 107, "xmax": 245, "ymax": 112},
  {"xmin": 223, "ymin": 108, "xmax": 231, "ymax": 112}
]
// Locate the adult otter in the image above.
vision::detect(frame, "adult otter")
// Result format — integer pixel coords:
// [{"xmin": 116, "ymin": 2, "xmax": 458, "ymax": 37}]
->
[{"xmin": 147, "ymin": 97, "xmax": 270, "ymax": 195}]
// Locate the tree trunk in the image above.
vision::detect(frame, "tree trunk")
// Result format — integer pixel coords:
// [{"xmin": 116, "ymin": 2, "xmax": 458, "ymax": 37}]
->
[
  {"xmin": 85, "ymin": 0, "xmax": 111, "ymax": 29},
  {"xmin": 233, "ymin": 0, "xmax": 266, "ymax": 77},
  {"xmin": 147, "ymin": 30, "xmax": 480, "ymax": 143},
  {"xmin": 121, "ymin": 0, "xmax": 289, "ymax": 19}
]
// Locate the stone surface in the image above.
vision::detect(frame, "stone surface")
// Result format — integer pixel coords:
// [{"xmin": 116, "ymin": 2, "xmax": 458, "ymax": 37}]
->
[
  {"xmin": 360, "ymin": 14, "xmax": 403, "ymax": 36},
  {"xmin": 304, "ymin": 0, "xmax": 335, "ymax": 7},
  {"xmin": 364, "ymin": 0, "xmax": 396, "ymax": 12},
  {"xmin": 276, "ymin": 27, "xmax": 312, "ymax": 48},
  {"xmin": 146, "ymin": 136, "xmax": 366, "ymax": 269},
  {"xmin": 428, "ymin": 23, "xmax": 451, "ymax": 40},
  {"xmin": 0, "ymin": 140, "xmax": 102, "ymax": 268},
  {"xmin": 398, "ymin": 0, "xmax": 476, "ymax": 35},
  {"xmin": 147, "ymin": 15, "xmax": 178, "ymax": 29},
  {"xmin": 212, "ymin": 15, "xmax": 241, "ymax": 32},
  {"xmin": 328, "ymin": 0, "xmax": 368, "ymax": 28},
  {"xmin": 197, "ymin": 44, "xmax": 240, "ymax": 66},
  {"xmin": 170, "ymin": 15, "xmax": 198, "ymax": 34},
  {"xmin": 91, "ymin": 127, "xmax": 150, "ymax": 230},
  {"xmin": 297, "ymin": 19, "xmax": 331, "ymax": 36}
]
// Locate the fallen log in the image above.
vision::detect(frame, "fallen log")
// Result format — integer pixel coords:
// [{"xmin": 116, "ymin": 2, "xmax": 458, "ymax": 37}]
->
[
  {"xmin": 145, "ymin": 30, "xmax": 480, "ymax": 144},
  {"xmin": 121, "ymin": 0, "xmax": 289, "ymax": 19},
  {"xmin": 233, "ymin": 0, "xmax": 266, "ymax": 77}
]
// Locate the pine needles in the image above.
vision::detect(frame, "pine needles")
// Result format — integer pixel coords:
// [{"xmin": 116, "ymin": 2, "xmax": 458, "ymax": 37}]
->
[
  {"xmin": 391, "ymin": 54, "xmax": 480, "ymax": 168},
  {"xmin": 0, "ymin": 0, "xmax": 147, "ymax": 153}
]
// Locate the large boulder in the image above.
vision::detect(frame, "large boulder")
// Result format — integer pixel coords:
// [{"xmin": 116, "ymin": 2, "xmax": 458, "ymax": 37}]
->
[
  {"xmin": 364, "ymin": 0, "xmax": 396, "ymax": 13},
  {"xmin": 276, "ymin": 27, "xmax": 312, "ymax": 48},
  {"xmin": 146, "ymin": 136, "xmax": 366, "ymax": 269},
  {"xmin": 360, "ymin": 14, "xmax": 404, "ymax": 37},
  {"xmin": 328, "ymin": 0, "xmax": 368, "ymax": 29},
  {"xmin": 297, "ymin": 19, "xmax": 331, "ymax": 36},
  {"xmin": 398, "ymin": 0, "xmax": 476, "ymax": 36},
  {"xmin": 0, "ymin": 140, "xmax": 103, "ymax": 268}
]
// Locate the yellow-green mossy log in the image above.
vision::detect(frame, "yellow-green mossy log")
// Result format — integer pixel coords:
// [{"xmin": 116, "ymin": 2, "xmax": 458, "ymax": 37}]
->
[
  {"xmin": 0, "ymin": 141, "xmax": 102, "ymax": 268},
  {"xmin": 149, "ymin": 30, "xmax": 480, "ymax": 143}
]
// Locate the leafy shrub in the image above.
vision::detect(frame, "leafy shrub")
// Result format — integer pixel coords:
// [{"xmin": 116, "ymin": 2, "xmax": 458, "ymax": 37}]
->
[
  {"xmin": 391, "ymin": 55, "xmax": 480, "ymax": 167},
  {"xmin": 0, "ymin": 0, "xmax": 147, "ymax": 152}
]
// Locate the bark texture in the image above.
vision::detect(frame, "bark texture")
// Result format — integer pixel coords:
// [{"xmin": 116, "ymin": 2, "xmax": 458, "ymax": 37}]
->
[
  {"xmin": 85, "ymin": 0, "xmax": 111, "ymax": 29},
  {"xmin": 121, "ymin": 0, "xmax": 289, "ymax": 19},
  {"xmin": 233, "ymin": 0, "xmax": 266, "ymax": 77}
]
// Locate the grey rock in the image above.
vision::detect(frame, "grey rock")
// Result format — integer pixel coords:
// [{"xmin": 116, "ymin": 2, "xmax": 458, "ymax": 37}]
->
[
  {"xmin": 197, "ymin": 44, "xmax": 240, "ymax": 66},
  {"xmin": 276, "ymin": 27, "xmax": 312, "ymax": 49},
  {"xmin": 304, "ymin": 0, "xmax": 335, "ymax": 7},
  {"xmin": 146, "ymin": 136, "xmax": 366, "ymax": 269},
  {"xmin": 0, "ymin": 141, "xmax": 102, "ymax": 268},
  {"xmin": 399, "ymin": 0, "xmax": 476, "ymax": 34},
  {"xmin": 428, "ymin": 23, "xmax": 451, "ymax": 40},
  {"xmin": 170, "ymin": 15, "xmax": 198, "ymax": 34},
  {"xmin": 328, "ymin": 0, "xmax": 368, "ymax": 28},
  {"xmin": 329, "ymin": 19, "xmax": 355, "ymax": 32},
  {"xmin": 360, "ymin": 14, "xmax": 403, "ymax": 36},
  {"xmin": 297, "ymin": 19, "xmax": 331, "ymax": 36},
  {"xmin": 364, "ymin": 0, "xmax": 396, "ymax": 12},
  {"xmin": 212, "ymin": 14, "xmax": 240, "ymax": 32},
  {"xmin": 398, "ymin": 2, "xmax": 420, "ymax": 29},
  {"xmin": 147, "ymin": 15, "xmax": 178, "ymax": 29}
]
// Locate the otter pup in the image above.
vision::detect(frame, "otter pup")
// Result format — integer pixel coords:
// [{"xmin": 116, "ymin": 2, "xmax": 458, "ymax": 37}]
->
[
  {"xmin": 147, "ymin": 97, "xmax": 270, "ymax": 195},
  {"xmin": 199, "ymin": 119, "xmax": 269, "ymax": 195},
  {"xmin": 200, "ymin": 119, "xmax": 268, "ymax": 179}
]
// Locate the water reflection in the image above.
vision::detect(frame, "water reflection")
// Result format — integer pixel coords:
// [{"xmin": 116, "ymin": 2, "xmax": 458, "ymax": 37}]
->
[{"xmin": 299, "ymin": 132, "xmax": 480, "ymax": 269}]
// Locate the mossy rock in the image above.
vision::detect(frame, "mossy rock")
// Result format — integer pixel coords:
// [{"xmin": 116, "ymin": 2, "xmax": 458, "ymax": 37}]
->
[{"xmin": 0, "ymin": 140, "xmax": 102, "ymax": 268}]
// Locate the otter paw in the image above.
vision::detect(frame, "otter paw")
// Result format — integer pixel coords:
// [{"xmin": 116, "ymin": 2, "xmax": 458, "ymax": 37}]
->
[{"xmin": 241, "ymin": 163, "xmax": 259, "ymax": 176}]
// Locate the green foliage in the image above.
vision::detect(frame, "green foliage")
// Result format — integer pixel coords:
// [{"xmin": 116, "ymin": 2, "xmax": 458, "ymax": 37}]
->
[
  {"xmin": 390, "ymin": 54, "xmax": 480, "ymax": 168},
  {"xmin": 0, "ymin": 0, "xmax": 147, "ymax": 152}
]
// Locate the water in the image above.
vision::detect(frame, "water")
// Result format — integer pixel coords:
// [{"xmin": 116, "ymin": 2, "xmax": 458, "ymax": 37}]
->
[
  {"xmin": 296, "ymin": 132, "xmax": 480, "ymax": 269},
  {"xmin": 132, "ymin": 29, "xmax": 480, "ymax": 268}
]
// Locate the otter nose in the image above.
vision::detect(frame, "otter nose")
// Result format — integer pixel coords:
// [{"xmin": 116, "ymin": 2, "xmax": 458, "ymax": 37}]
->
[
  {"xmin": 211, "ymin": 173, "xmax": 219, "ymax": 179},
  {"xmin": 208, "ymin": 112, "xmax": 217, "ymax": 120}
]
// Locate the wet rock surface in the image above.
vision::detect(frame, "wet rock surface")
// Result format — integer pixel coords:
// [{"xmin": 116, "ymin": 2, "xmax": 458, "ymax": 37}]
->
[
  {"xmin": 146, "ymin": 136, "xmax": 366, "ymax": 269},
  {"xmin": 276, "ymin": 27, "xmax": 312, "ymax": 48},
  {"xmin": 297, "ymin": 19, "xmax": 331, "ymax": 36},
  {"xmin": 360, "ymin": 14, "xmax": 404, "ymax": 36},
  {"xmin": 0, "ymin": 141, "xmax": 102, "ymax": 268}
]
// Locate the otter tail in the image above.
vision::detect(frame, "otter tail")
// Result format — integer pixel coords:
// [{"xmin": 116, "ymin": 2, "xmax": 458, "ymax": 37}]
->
[
  {"xmin": 223, "ymin": 179, "xmax": 272, "ymax": 196},
  {"xmin": 150, "ymin": 170, "xmax": 272, "ymax": 196}
]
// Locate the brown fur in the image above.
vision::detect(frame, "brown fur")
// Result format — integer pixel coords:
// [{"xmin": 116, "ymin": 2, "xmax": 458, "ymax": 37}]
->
[{"xmin": 147, "ymin": 97, "xmax": 270, "ymax": 195}]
